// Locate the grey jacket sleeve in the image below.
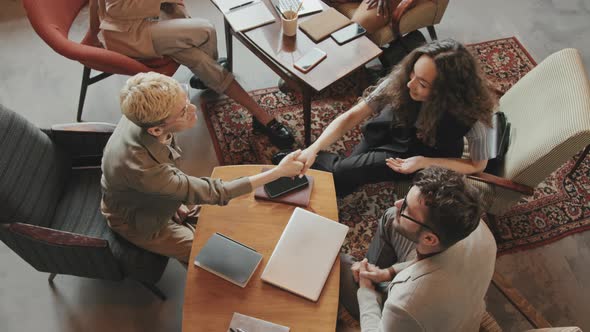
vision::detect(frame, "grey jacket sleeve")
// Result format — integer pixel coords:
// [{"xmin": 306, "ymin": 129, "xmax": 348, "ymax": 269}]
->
[
  {"xmin": 358, "ymin": 288, "xmax": 423, "ymax": 332},
  {"xmin": 127, "ymin": 158, "xmax": 252, "ymax": 205}
]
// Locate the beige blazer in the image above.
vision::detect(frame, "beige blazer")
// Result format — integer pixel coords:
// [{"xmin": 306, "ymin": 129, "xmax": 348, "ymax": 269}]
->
[
  {"xmin": 100, "ymin": 116, "xmax": 252, "ymax": 237},
  {"xmin": 357, "ymin": 221, "xmax": 497, "ymax": 332},
  {"xmin": 98, "ymin": 0, "xmax": 185, "ymax": 58}
]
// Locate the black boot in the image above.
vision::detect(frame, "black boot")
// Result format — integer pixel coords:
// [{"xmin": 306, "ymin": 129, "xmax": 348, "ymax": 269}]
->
[
  {"xmin": 189, "ymin": 76, "xmax": 207, "ymax": 90},
  {"xmin": 252, "ymin": 118, "xmax": 295, "ymax": 149}
]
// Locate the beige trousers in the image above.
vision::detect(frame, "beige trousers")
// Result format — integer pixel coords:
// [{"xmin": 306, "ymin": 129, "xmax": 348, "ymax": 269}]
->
[
  {"xmin": 102, "ymin": 5, "xmax": 234, "ymax": 93},
  {"xmin": 109, "ymin": 220, "xmax": 195, "ymax": 264},
  {"xmin": 150, "ymin": 16, "xmax": 234, "ymax": 93}
]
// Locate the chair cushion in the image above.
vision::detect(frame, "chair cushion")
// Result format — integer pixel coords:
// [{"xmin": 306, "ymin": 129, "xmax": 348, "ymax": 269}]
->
[
  {"xmin": 499, "ymin": 49, "xmax": 590, "ymax": 186},
  {"xmin": 0, "ymin": 104, "xmax": 70, "ymax": 227},
  {"xmin": 51, "ymin": 168, "xmax": 168, "ymax": 284},
  {"xmin": 335, "ymin": 0, "xmax": 443, "ymax": 46}
]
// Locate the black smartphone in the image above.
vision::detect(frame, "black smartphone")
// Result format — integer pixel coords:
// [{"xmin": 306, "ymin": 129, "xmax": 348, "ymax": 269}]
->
[
  {"xmin": 264, "ymin": 175, "xmax": 310, "ymax": 198},
  {"xmin": 293, "ymin": 48, "xmax": 327, "ymax": 73},
  {"xmin": 331, "ymin": 23, "xmax": 367, "ymax": 45}
]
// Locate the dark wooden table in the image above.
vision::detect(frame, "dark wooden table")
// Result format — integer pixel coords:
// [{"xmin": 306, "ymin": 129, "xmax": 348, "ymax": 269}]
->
[{"xmin": 222, "ymin": 0, "xmax": 382, "ymax": 146}]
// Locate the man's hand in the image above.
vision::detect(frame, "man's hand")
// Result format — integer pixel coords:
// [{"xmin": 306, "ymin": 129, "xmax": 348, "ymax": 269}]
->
[
  {"xmin": 386, "ymin": 156, "xmax": 427, "ymax": 174},
  {"xmin": 365, "ymin": 0, "xmax": 391, "ymax": 17},
  {"xmin": 86, "ymin": 34, "xmax": 103, "ymax": 48},
  {"xmin": 352, "ymin": 258, "xmax": 393, "ymax": 284},
  {"xmin": 172, "ymin": 204, "xmax": 190, "ymax": 224},
  {"xmin": 275, "ymin": 150, "xmax": 304, "ymax": 178},
  {"xmin": 357, "ymin": 259, "xmax": 375, "ymax": 290}
]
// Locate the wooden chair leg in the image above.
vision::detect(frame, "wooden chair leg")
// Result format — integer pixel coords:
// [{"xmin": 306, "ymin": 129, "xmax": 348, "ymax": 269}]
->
[
  {"xmin": 491, "ymin": 270, "xmax": 552, "ymax": 328},
  {"xmin": 77, "ymin": 66, "xmax": 92, "ymax": 122},
  {"xmin": 426, "ymin": 26, "xmax": 438, "ymax": 40},
  {"xmin": 139, "ymin": 281, "xmax": 167, "ymax": 301},
  {"xmin": 568, "ymin": 144, "xmax": 590, "ymax": 179}
]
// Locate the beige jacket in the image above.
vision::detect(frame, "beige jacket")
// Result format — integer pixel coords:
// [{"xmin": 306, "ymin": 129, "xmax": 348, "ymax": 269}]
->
[
  {"xmin": 357, "ymin": 221, "xmax": 497, "ymax": 332},
  {"xmin": 100, "ymin": 116, "xmax": 252, "ymax": 237},
  {"xmin": 97, "ymin": 0, "xmax": 185, "ymax": 58}
]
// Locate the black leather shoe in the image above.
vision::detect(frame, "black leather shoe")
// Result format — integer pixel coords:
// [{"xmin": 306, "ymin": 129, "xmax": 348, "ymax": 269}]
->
[
  {"xmin": 189, "ymin": 58, "xmax": 229, "ymax": 90},
  {"xmin": 271, "ymin": 149, "xmax": 292, "ymax": 165},
  {"xmin": 252, "ymin": 118, "xmax": 295, "ymax": 149},
  {"xmin": 189, "ymin": 75, "xmax": 207, "ymax": 90}
]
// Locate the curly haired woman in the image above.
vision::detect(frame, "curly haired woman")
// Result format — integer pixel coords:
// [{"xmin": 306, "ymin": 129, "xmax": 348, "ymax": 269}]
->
[{"xmin": 293, "ymin": 39, "xmax": 497, "ymax": 196}]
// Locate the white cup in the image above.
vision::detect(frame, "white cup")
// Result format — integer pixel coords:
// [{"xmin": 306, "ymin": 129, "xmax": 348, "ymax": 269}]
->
[{"xmin": 282, "ymin": 10, "xmax": 298, "ymax": 37}]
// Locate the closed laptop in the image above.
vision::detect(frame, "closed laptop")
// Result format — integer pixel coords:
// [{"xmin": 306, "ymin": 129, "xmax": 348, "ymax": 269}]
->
[{"xmin": 261, "ymin": 207, "xmax": 349, "ymax": 301}]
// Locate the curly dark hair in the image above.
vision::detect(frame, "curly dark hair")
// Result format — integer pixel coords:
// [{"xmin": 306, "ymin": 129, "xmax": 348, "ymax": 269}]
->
[
  {"xmin": 412, "ymin": 167, "xmax": 483, "ymax": 248},
  {"xmin": 362, "ymin": 39, "xmax": 496, "ymax": 147}
]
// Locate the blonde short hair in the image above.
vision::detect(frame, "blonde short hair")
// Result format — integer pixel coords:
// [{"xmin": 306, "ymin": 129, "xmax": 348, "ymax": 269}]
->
[{"xmin": 119, "ymin": 72, "xmax": 183, "ymax": 126}]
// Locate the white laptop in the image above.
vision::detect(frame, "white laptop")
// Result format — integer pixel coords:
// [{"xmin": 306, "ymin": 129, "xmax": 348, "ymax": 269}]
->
[
  {"xmin": 271, "ymin": 0, "xmax": 323, "ymax": 17},
  {"xmin": 261, "ymin": 207, "xmax": 349, "ymax": 301}
]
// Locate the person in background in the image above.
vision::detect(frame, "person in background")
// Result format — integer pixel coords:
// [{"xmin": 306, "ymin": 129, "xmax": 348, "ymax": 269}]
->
[
  {"xmin": 339, "ymin": 167, "xmax": 497, "ymax": 331},
  {"xmin": 325, "ymin": 0, "xmax": 402, "ymax": 43},
  {"xmin": 100, "ymin": 72, "xmax": 304, "ymax": 264},
  {"xmin": 286, "ymin": 39, "xmax": 496, "ymax": 196},
  {"xmin": 88, "ymin": 0, "xmax": 295, "ymax": 148}
]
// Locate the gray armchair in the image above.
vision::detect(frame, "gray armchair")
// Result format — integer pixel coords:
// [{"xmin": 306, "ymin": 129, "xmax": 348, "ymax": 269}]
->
[{"xmin": 0, "ymin": 105, "xmax": 169, "ymax": 300}]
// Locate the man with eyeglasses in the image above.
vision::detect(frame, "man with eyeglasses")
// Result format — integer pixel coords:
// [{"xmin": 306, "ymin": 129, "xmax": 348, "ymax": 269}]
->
[
  {"xmin": 100, "ymin": 72, "xmax": 304, "ymax": 264},
  {"xmin": 339, "ymin": 167, "xmax": 497, "ymax": 331}
]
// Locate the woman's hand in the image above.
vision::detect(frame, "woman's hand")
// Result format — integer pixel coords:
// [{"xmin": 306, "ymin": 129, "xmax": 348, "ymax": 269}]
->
[
  {"xmin": 365, "ymin": 0, "xmax": 390, "ymax": 16},
  {"xmin": 297, "ymin": 147, "xmax": 319, "ymax": 175},
  {"xmin": 386, "ymin": 156, "xmax": 427, "ymax": 174},
  {"xmin": 275, "ymin": 150, "xmax": 304, "ymax": 177}
]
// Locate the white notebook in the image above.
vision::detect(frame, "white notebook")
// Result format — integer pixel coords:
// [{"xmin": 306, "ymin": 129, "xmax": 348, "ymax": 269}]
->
[
  {"xmin": 261, "ymin": 208, "xmax": 349, "ymax": 301},
  {"xmin": 213, "ymin": 0, "xmax": 276, "ymax": 32}
]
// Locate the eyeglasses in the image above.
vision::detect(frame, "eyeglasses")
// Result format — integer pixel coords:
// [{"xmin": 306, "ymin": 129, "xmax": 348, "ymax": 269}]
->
[{"xmin": 400, "ymin": 196, "xmax": 440, "ymax": 238}]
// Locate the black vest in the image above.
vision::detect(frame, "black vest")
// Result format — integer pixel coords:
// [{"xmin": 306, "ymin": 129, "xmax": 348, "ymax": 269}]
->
[{"xmin": 362, "ymin": 107, "xmax": 471, "ymax": 158}]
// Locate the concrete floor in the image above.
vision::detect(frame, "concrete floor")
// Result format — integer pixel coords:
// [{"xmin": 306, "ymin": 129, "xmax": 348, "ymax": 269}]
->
[{"xmin": 1, "ymin": 0, "xmax": 589, "ymax": 331}]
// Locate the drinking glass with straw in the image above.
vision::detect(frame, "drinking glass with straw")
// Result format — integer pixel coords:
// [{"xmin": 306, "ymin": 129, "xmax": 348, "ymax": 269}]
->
[{"xmin": 290, "ymin": 0, "xmax": 304, "ymax": 19}]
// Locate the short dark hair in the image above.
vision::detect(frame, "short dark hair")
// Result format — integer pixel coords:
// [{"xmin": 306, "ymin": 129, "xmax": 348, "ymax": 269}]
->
[{"xmin": 412, "ymin": 167, "xmax": 483, "ymax": 248}]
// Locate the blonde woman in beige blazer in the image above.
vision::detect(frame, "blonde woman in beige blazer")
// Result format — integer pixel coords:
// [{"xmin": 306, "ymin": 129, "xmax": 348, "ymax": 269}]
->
[
  {"xmin": 88, "ymin": 0, "xmax": 295, "ymax": 148},
  {"xmin": 339, "ymin": 167, "xmax": 497, "ymax": 331},
  {"xmin": 101, "ymin": 73, "xmax": 304, "ymax": 264}
]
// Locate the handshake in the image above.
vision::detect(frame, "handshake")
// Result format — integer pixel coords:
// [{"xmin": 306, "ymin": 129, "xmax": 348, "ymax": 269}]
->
[{"xmin": 271, "ymin": 148, "xmax": 319, "ymax": 178}]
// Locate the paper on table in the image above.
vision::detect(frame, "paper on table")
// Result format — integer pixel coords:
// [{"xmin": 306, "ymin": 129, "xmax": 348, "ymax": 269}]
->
[
  {"xmin": 224, "ymin": 1, "xmax": 276, "ymax": 32},
  {"xmin": 228, "ymin": 312, "xmax": 290, "ymax": 332},
  {"xmin": 213, "ymin": 0, "xmax": 257, "ymax": 13}
]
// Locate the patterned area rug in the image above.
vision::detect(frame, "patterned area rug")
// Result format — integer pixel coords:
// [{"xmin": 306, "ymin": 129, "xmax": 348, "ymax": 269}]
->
[{"xmin": 201, "ymin": 37, "xmax": 590, "ymax": 258}]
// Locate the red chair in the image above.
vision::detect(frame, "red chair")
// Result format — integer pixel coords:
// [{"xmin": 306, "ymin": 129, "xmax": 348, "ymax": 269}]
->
[{"xmin": 23, "ymin": 0, "xmax": 180, "ymax": 122}]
